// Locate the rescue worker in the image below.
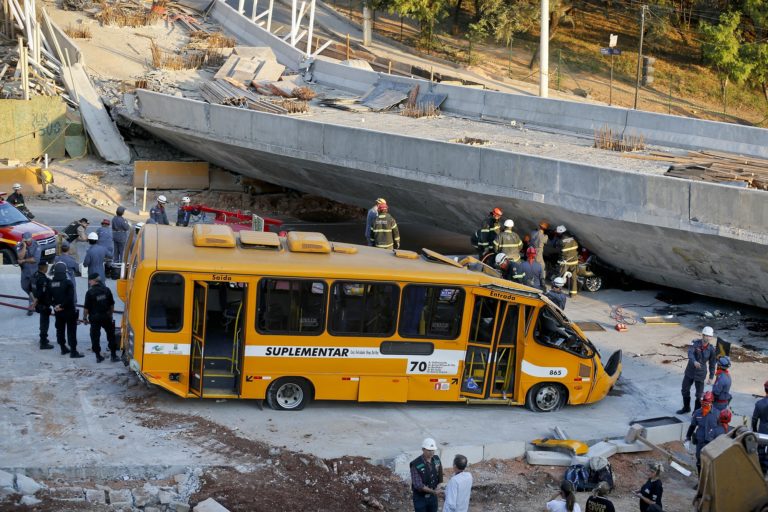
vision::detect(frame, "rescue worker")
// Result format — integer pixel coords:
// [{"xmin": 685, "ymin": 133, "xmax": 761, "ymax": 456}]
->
[
  {"xmin": 364, "ymin": 198, "xmax": 386, "ymax": 246},
  {"xmin": 545, "ymin": 275, "xmax": 569, "ymax": 310},
  {"xmin": 83, "ymin": 273, "xmax": 117, "ymax": 363},
  {"xmin": 712, "ymin": 356, "xmax": 732, "ymax": 411},
  {"xmin": 369, "ymin": 202, "xmax": 400, "ymax": 250},
  {"xmin": 494, "ymin": 219, "xmax": 522, "ymax": 262},
  {"xmin": 519, "ymin": 247, "xmax": 545, "ymax": 291},
  {"xmin": 410, "ymin": 437, "xmax": 443, "ymax": 512},
  {"xmin": 751, "ymin": 380, "xmax": 768, "ymax": 474},
  {"xmin": 96, "ymin": 218, "xmax": 113, "ymax": 250},
  {"xmin": 476, "ymin": 207, "xmax": 502, "ymax": 258},
  {"xmin": 708, "ymin": 408, "xmax": 732, "ymax": 441},
  {"xmin": 7, "ymin": 183, "xmax": 33, "ymax": 218},
  {"xmin": 16, "ymin": 232, "xmax": 40, "ymax": 315},
  {"xmin": 529, "ymin": 221, "xmax": 549, "ymax": 282},
  {"xmin": 63, "ymin": 217, "xmax": 89, "ymax": 262},
  {"xmin": 176, "ymin": 196, "xmax": 194, "ymax": 227},
  {"xmin": 31, "ymin": 262, "xmax": 54, "ymax": 350},
  {"xmin": 54, "ymin": 242, "xmax": 80, "ymax": 296},
  {"xmin": 685, "ymin": 391, "xmax": 717, "ymax": 473},
  {"xmin": 676, "ymin": 326, "xmax": 718, "ymax": 414},
  {"xmin": 554, "ymin": 225, "xmax": 581, "ymax": 295},
  {"xmin": 149, "ymin": 195, "xmax": 169, "ymax": 225},
  {"xmin": 111, "ymin": 206, "xmax": 130, "ymax": 263},
  {"xmin": 83, "ymin": 232, "xmax": 109, "ymax": 282},
  {"xmin": 494, "ymin": 253, "xmax": 525, "ymax": 283},
  {"xmin": 50, "ymin": 261, "xmax": 83, "ymax": 358}
]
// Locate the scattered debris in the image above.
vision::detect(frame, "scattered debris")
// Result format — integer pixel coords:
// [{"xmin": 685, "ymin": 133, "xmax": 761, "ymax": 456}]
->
[
  {"xmin": 593, "ymin": 125, "xmax": 646, "ymax": 152},
  {"xmin": 402, "ymin": 101, "xmax": 439, "ymax": 118},
  {"xmin": 642, "ymin": 315, "xmax": 680, "ymax": 325},
  {"xmin": 292, "ymin": 86, "xmax": 316, "ymax": 101},
  {"xmin": 63, "ymin": 23, "xmax": 92, "ymax": 39},
  {"xmin": 451, "ymin": 136, "xmax": 489, "ymax": 146}
]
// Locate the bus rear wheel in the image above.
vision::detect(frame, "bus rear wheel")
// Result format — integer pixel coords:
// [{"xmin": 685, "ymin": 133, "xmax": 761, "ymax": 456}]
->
[
  {"xmin": 267, "ymin": 377, "xmax": 311, "ymax": 411},
  {"xmin": 525, "ymin": 383, "xmax": 567, "ymax": 412}
]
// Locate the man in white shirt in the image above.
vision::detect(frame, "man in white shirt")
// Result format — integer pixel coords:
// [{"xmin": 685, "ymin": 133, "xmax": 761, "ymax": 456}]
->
[{"xmin": 443, "ymin": 454, "xmax": 472, "ymax": 512}]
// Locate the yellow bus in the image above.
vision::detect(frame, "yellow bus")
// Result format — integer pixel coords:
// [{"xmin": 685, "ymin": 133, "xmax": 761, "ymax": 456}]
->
[{"xmin": 117, "ymin": 224, "xmax": 621, "ymax": 412}]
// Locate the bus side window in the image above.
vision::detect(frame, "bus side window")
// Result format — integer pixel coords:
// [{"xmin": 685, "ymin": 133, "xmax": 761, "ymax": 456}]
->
[
  {"xmin": 399, "ymin": 285, "xmax": 464, "ymax": 339},
  {"xmin": 146, "ymin": 273, "xmax": 184, "ymax": 332},
  {"xmin": 329, "ymin": 282, "xmax": 399, "ymax": 336},
  {"xmin": 257, "ymin": 278, "xmax": 327, "ymax": 335}
]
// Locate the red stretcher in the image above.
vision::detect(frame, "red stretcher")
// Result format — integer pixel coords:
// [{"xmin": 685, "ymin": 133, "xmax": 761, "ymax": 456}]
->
[{"xmin": 181, "ymin": 205, "xmax": 283, "ymax": 233}]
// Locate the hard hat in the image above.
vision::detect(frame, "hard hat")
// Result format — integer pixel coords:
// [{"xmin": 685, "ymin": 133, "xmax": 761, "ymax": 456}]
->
[
  {"xmin": 22, "ymin": 231, "xmax": 32, "ymax": 240},
  {"xmin": 702, "ymin": 391, "xmax": 714, "ymax": 404},
  {"xmin": 135, "ymin": 222, "xmax": 144, "ymax": 232},
  {"xmin": 87, "ymin": 232, "xmax": 99, "ymax": 241},
  {"xmin": 503, "ymin": 219, "xmax": 514, "ymax": 229},
  {"xmin": 181, "ymin": 196, "xmax": 191, "ymax": 204},
  {"xmin": 421, "ymin": 438, "xmax": 437, "ymax": 450},
  {"xmin": 158, "ymin": 195, "xmax": 167, "ymax": 204},
  {"xmin": 12, "ymin": 183, "xmax": 21, "ymax": 190},
  {"xmin": 719, "ymin": 409, "xmax": 732, "ymax": 424},
  {"xmin": 377, "ymin": 203, "xmax": 388, "ymax": 212},
  {"xmin": 555, "ymin": 225, "xmax": 566, "ymax": 234},
  {"xmin": 717, "ymin": 356, "xmax": 730, "ymax": 368},
  {"xmin": 526, "ymin": 247, "xmax": 537, "ymax": 257},
  {"xmin": 495, "ymin": 253, "xmax": 508, "ymax": 266},
  {"xmin": 116, "ymin": 206, "xmax": 126, "ymax": 215},
  {"xmin": 376, "ymin": 198, "xmax": 386, "ymax": 204},
  {"xmin": 552, "ymin": 276, "xmax": 566, "ymax": 288},
  {"xmin": 492, "ymin": 207, "xmax": 503, "ymax": 217},
  {"xmin": 101, "ymin": 218, "xmax": 110, "ymax": 225},
  {"xmin": 702, "ymin": 326, "xmax": 714, "ymax": 337},
  {"xmin": 539, "ymin": 221, "xmax": 549, "ymax": 230}
]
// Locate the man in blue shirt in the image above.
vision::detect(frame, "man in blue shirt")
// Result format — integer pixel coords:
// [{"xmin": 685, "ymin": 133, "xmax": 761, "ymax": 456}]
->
[{"xmin": 676, "ymin": 326, "xmax": 717, "ymax": 414}]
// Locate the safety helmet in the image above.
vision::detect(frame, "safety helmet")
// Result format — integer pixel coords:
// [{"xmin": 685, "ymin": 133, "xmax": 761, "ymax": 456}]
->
[
  {"xmin": 539, "ymin": 221, "xmax": 549, "ymax": 230},
  {"xmin": 702, "ymin": 326, "xmax": 714, "ymax": 337},
  {"xmin": 552, "ymin": 276, "xmax": 566, "ymax": 288},
  {"xmin": 717, "ymin": 356, "xmax": 731, "ymax": 369},
  {"xmin": 87, "ymin": 232, "xmax": 98, "ymax": 241},
  {"xmin": 421, "ymin": 438, "xmax": 437, "ymax": 450},
  {"xmin": 526, "ymin": 247, "xmax": 537, "ymax": 257},
  {"xmin": 377, "ymin": 203, "xmax": 388, "ymax": 212},
  {"xmin": 555, "ymin": 225, "xmax": 566, "ymax": 234},
  {"xmin": 492, "ymin": 207, "xmax": 503, "ymax": 217},
  {"xmin": 135, "ymin": 222, "xmax": 144, "ymax": 232},
  {"xmin": 101, "ymin": 218, "xmax": 110, "ymax": 225},
  {"xmin": 702, "ymin": 391, "xmax": 715, "ymax": 404},
  {"xmin": 375, "ymin": 198, "xmax": 386, "ymax": 205},
  {"xmin": 158, "ymin": 195, "xmax": 167, "ymax": 204},
  {"xmin": 503, "ymin": 219, "xmax": 514, "ymax": 229},
  {"xmin": 181, "ymin": 196, "xmax": 191, "ymax": 204},
  {"xmin": 495, "ymin": 253, "xmax": 508, "ymax": 266},
  {"xmin": 719, "ymin": 409, "xmax": 732, "ymax": 424},
  {"xmin": 12, "ymin": 183, "xmax": 21, "ymax": 190},
  {"xmin": 116, "ymin": 206, "xmax": 126, "ymax": 215}
]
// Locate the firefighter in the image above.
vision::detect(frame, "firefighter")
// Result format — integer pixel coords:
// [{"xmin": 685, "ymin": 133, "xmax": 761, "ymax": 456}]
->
[
  {"xmin": 677, "ymin": 326, "xmax": 718, "ymax": 414},
  {"xmin": 111, "ymin": 206, "xmax": 130, "ymax": 263},
  {"xmin": 369, "ymin": 202, "xmax": 400, "ymax": 250},
  {"xmin": 62, "ymin": 218, "xmax": 89, "ymax": 262},
  {"xmin": 494, "ymin": 253, "xmax": 524, "ymax": 283},
  {"xmin": 529, "ymin": 221, "xmax": 549, "ymax": 282},
  {"xmin": 16, "ymin": 232, "xmax": 40, "ymax": 315},
  {"xmin": 83, "ymin": 232, "xmax": 109, "ymax": 282},
  {"xmin": 708, "ymin": 408, "xmax": 732, "ymax": 441},
  {"xmin": 494, "ymin": 219, "xmax": 522, "ymax": 262},
  {"xmin": 554, "ymin": 225, "xmax": 581, "ymax": 295},
  {"xmin": 176, "ymin": 196, "xmax": 192, "ymax": 227},
  {"xmin": 50, "ymin": 262, "xmax": 83, "ymax": 358},
  {"xmin": 545, "ymin": 275, "xmax": 569, "ymax": 310},
  {"xmin": 476, "ymin": 207, "xmax": 502, "ymax": 259},
  {"xmin": 409, "ymin": 438, "xmax": 443, "ymax": 512},
  {"xmin": 519, "ymin": 247, "xmax": 545, "ymax": 291},
  {"xmin": 751, "ymin": 380, "xmax": 768, "ymax": 474},
  {"xmin": 686, "ymin": 391, "xmax": 717, "ymax": 473},
  {"xmin": 7, "ymin": 183, "xmax": 33, "ymax": 218},
  {"xmin": 31, "ymin": 262, "xmax": 54, "ymax": 350},
  {"xmin": 712, "ymin": 356, "xmax": 732, "ymax": 411},
  {"xmin": 364, "ymin": 198, "xmax": 386, "ymax": 246},
  {"xmin": 83, "ymin": 273, "xmax": 117, "ymax": 363},
  {"xmin": 149, "ymin": 195, "xmax": 169, "ymax": 225}
]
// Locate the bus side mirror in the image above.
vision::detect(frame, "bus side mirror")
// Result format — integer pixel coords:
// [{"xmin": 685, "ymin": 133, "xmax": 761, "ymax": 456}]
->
[{"xmin": 116, "ymin": 279, "xmax": 127, "ymax": 302}]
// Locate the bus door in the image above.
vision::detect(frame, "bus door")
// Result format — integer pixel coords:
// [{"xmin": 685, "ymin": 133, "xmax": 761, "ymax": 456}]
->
[
  {"xmin": 460, "ymin": 291, "xmax": 520, "ymax": 400},
  {"xmin": 190, "ymin": 282, "xmax": 208, "ymax": 396}
]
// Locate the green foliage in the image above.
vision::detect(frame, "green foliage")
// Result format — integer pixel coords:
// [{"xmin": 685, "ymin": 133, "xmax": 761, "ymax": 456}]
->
[
  {"xmin": 490, "ymin": 0, "xmax": 537, "ymax": 47},
  {"xmin": 390, "ymin": 0, "xmax": 448, "ymax": 47},
  {"xmin": 700, "ymin": 12, "xmax": 753, "ymax": 86},
  {"xmin": 744, "ymin": 0, "xmax": 768, "ymax": 29}
]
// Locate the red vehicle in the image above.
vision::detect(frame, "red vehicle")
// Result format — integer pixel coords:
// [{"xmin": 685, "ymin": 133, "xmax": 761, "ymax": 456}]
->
[
  {"xmin": 181, "ymin": 204, "xmax": 283, "ymax": 232},
  {"xmin": 0, "ymin": 193, "xmax": 57, "ymax": 264}
]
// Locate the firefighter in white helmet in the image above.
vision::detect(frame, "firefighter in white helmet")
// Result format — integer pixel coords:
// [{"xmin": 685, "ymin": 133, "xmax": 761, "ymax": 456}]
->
[
  {"xmin": 150, "ymin": 195, "xmax": 169, "ymax": 225},
  {"xmin": 493, "ymin": 219, "xmax": 522, "ymax": 263}
]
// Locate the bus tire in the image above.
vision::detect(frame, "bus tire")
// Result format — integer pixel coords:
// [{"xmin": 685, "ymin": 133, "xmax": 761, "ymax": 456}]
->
[
  {"xmin": 267, "ymin": 377, "xmax": 311, "ymax": 411},
  {"xmin": 525, "ymin": 383, "xmax": 567, "ymax": 412}
]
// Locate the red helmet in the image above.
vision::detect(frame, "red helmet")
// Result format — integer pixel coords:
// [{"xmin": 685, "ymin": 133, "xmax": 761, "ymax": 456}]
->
[
  {"xmin": 526, "ymin": 247, "xmax": 537, "ymax": 257},
  {"xmin": 702, "ymin": 391, "xmax": 714, "ymax": 404},
  {"xmin": 539, "ymin": 221, "xmax": 550, "ymax": 230},
  {"xmin": 492, "ymin": 207, "xmax": 503, "ymax": 217},
  {"xmin": 377, "ymin": 203, "xmax": 388, "ymax": 212},
  {"xmin": 719, "ymin": 409, "xmax": 732, "ymax": 424}
]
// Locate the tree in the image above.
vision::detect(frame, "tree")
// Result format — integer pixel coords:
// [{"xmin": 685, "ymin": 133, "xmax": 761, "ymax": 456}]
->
[
  {"xmin": 490, "ymin": 0, "xmax": 537, "ymax": 74},
  {"xmin": 527, "ymin": 0, "xmax": 575, "ymax": 69},
  {"xmin": 390, "ymin": 0, "xmax": 448, "ymax": 52},
  {"xmin": 699, "ymin": 11, "xmax": 753, "ymax": 113}
]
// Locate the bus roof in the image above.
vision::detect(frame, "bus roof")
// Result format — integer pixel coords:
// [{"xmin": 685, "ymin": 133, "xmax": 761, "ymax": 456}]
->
[{"xmin": 142, "ymin": 225, "xmax": 541, "ymax": 294}]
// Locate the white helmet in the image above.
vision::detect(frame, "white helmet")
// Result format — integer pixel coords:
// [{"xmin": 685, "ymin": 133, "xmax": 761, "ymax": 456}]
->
[
  {"xmin": 555, "ymin": 225, "xmax": 567, "ymax": 234},
  {"xmin": 87, "ymin": 232, "xmax": 99, "ymax": 241},
  {"xmin": 553, "ymin": 276, "xmax": 566, "ymax": 288},
  {"xmin": 422, "ymin": 438, "xmax": 437, "ymax": 450},
  {"xmin": 503, "ymin": 219, "xmax": 514, "ymax": 229},
  {"xmin": 12, "ymin": 183, "xmax": 21, "ymax": 190},
  {"xmin": 495, "ymin": 253, "xmax": 508, "ymax": 266},
  {"xmin": 702, "ymin": 326, "xmax": 714, "ymax": 337},
  {"xmin": 181, "ymin": 196, "xmax": 191, "ymax": 204},
  {"xmin": 158, "ymin": 195, "xmax": 167, "ymax": 204}
]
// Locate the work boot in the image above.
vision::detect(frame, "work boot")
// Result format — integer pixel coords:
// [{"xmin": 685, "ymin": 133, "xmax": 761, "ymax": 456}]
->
[
  {"xmin": 110, "ymin": 353, "xmax": 120, "ymax": 363},
  {"xmin": 70, "ymin": 351, "xmax": 84, "ymax": 359},
  {"xmin": 60, "ymin": 346, "xmax": 70, "ymax": 355},
  {"xmin": 26, "ymin": 309, "xmax": 34, "ymax": 317},
  {"xmin": 95, "ymin": 353, "xmax": 105, "ymax": 363},
  {"xmin": 40, "ymin": 342, "xmax": 54, "ymax": 350},
  {"xmin": 676, "ymin": 398, "xmax": 691, "ymax": 415},
  {"xmin": 694, "ymin": 399, "xmax": 701, "ymax": 412}
]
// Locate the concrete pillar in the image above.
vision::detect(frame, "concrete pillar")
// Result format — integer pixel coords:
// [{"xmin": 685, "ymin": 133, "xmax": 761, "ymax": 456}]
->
[
  {"xmin": 362, "ymin": 0, "xmax": 372, "ymax": 46},
  {"xmin": 539, "ymin": 0, "xmax": 549, "ymax": 98}
]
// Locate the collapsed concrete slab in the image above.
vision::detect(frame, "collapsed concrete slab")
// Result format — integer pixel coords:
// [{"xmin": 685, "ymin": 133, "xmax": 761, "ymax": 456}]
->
[{"xmin": 525, "ymin": 450, "xmax": 573, "ymax": 466}]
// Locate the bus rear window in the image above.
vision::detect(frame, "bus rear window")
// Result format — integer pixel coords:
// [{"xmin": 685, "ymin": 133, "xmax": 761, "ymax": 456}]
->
[
  {"xmin": 146, "ymin": 273, "xmax": 184, "ymax": 332},
  {"xmin": 257, "ymin": 278, "xmax": 327, "ymax": 335},
  {"xmin": 329, "ymin": 281, "xmax": 399, "ymax": 336},
  {"xmin": 399, "ymin": 285, "xmax": 464, "ymax": 339}
]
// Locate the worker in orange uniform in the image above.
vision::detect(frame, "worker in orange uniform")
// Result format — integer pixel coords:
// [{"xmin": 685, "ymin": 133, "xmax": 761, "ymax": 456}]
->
[{"xmin": 369, "ymin": 202, "xmax": 400, "ymax": 250}]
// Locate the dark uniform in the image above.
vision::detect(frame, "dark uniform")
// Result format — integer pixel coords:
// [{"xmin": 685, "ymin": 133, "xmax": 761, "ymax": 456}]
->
[
  {"xmin": 519, "ymin": 260, "xmax": 545, "ymax": 290},
  {"xmin": 712, "ymin": 370, "xmax": 732, "ymax": 411},
  {"xmin": 50, "ymin": 264, "xmax": 82, "ymax": 357},
  {"xmin": 494, "ymin": 229, "xmax": 522, "ymax": 261},
  {"xmin": 7, "ymin": 190, "xmax": 24, "ymax": 207},
  {"xmin": 84, "ymin": 277, "xmax": 117, "ymax": 362},
  {"xmin": 31, "ymin": 267, "xmax": 54, "ymax": 349},
  {"xmin": 500, "ymin": 260, "xmax": 525, "ymax": 283},
  {"xmin": 17, "ymin": 238, "xmax": 40, "ymax": 313},
  {"xmin": 477, "ymin": 215, "xmax": 500, "ymax": 258},
  {"xmin": 557, "ymin": 234, "xmax": 581, "ymax": 294},
  {"xmin": 681, "ymin": 340, "xmax": 717, "ymax": 411},
  {"xmin": 54, "ymin": 251, "xmax": 79, "ymax": 296},
  {"xmin": 752, "ymin": 396, "xmax": 768, "ymax": 474},
  {"xmin": 545, "ymin": 288, "xmax": 567, "ymax": 310},
  {"xmin": 409, "ymin": 454, "xmax": 443, "ymax": 512},
  {"xmin": 149, "ymin": 204, "xmax": 169, "ymax": 225},
  {"xmin": 370, "ymin": 212, "xmax": 400, "ymax": 249},
  {"xmin": 686, "ymin": 407, "xmax": 717, "ymax": 473},
  {"xmin": 111, "ymin": 213, "xmax": 130, "ymax": 263}
]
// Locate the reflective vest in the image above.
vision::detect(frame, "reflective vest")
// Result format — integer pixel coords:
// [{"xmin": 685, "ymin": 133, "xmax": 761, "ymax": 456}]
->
[
  {"xmin": 370, "ymin": 213, "xmax": 400, "ymax": 249},
  {"xmin": 560, "ymin": 236, "xmax": 579, "ymax": 266},
  {"xmin": 494, "ymin": 229, "xmax": 522, "ymax": 260}
]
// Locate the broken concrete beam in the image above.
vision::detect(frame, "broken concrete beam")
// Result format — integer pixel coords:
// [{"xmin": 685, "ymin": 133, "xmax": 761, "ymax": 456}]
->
[
  {"xmin": 85, "ymin": 489, "xmax": 106, "ymax": 504},
  {"xmin": 482, "ymin": 441, "xmax": 526, "ymax": 460},
  {"xmin": 586, "ymin": 441, "xmax": 618, "ymax": 459},
  {"xmin": 571, "ymin": 455, "xmax": 590, "ymax": 466},
  {"xmin": 193, "ymin": 497, "xmax": 230, "ymax": 512},
  {"xmin": 254, "ymin": 59, "xmax": 285, "ymax": 81},
  {"xmin": 133, "ymin": 161, "xmax": 210, "ymax": 189},
  {"xmin": 525, "ymin": 450, "xmax": 573, "ymax": 466},
  {"xmin": 610, "ymin": 438, "xmax": 652, "ymax": 453},
  {"xmin": 440, "ymin": 445, "xmax": 484, "ymax": 465},
  {"xmin": 233, "ymin": 46, "xmax": 276, "ymax": 61},
  {"xmin": 14, "ymin": 474, "xmax": 43, "ymax": 495},
  {"xmin": 629, "ymin": 417, "xmax": 685, "ymax": 445}
]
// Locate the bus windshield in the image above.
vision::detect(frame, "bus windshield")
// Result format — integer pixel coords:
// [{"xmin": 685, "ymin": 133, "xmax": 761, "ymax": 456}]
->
[{"xmin": 534, "ymin": 306, "xmax": 593, "ymax": 358}]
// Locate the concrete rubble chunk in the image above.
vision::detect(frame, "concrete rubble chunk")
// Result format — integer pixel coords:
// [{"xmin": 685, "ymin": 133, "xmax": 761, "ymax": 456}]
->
[
  {"xmin": 19, "ymin": 495, "xmax": 42, "ymax": 506},
  {"xmin": 159, "ymin": 489, "xmax": 181, "ymax": 504},
  {"xmin": 586, "ymin": 441, "xmax": 618, "ymax": 459},
  {"xmin": 610, "ymin": 438, "xmax": 652, "ymax": 453},
  {"xmin": 85, "ymin": 488, "xmax": 107, "ymax": 504},
  {"xmin": 14, "ymin": 473, "xmax": 43, "ymax": 495},
  {"xmin": 483, "ymin": 441, "xmax": 526, "ymax": 460},
  {"xmin": 193, "ymin": 497, "xmax": 231, "ymax": 512},
  {"xmin": 49, "ymin": 487, "xmax": 85, "ymax": 501},
  {"xmin": 525, "ymin": 450, "xmax": 573, "ymax": 466},
  {"xmin": 0, "ymin": 470, "xmax": 14, "ymax": 489},
  {"xmin": 171, "ymin": 500, "xmax": 192, "ymax": 512},
  {"xmin": 108, "ymin": 488, "xmax": 133, "ymax": 506},
  {"xmin": 132, "ymin": 487, "xmax": 159, "ymax": 507}
]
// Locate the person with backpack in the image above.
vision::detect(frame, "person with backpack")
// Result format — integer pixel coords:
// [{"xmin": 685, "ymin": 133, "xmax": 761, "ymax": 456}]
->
[
  {"xmin": 63, "ymin": 218, "xmax": 89, "ymax": 262},
  {"xmin": 546, "ymin": 480, "xmax": 581, "ymax": 512},
  {"xmin": 588, "ymin": 456, "xmax": 614, "ymax": 492},
  {"xmin": 635, "ymin": 463, "xmax": 664, "ymax": 512},
  {"xmin": 585, "ymin": 482, "xmax": 615, "ymax": 512}
]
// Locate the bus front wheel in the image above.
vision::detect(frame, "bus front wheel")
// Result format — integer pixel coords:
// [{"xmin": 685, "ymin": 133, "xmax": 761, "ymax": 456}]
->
[
  {"xmin": 525, "ymin": 383, "xmax": 567, "ymax": 412},
  {"xmin": 267, "ymin": 377, "xmax": 311, "ymax": 411}
]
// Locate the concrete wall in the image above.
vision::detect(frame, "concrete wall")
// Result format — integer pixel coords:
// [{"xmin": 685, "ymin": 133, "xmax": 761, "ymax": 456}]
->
[{"xmin": 0, "ymin": 97, "xmax": 67, "ymax": 160}]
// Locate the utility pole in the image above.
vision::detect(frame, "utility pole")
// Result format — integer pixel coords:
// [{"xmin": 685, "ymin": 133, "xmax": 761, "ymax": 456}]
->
[
  {"xmin": 633, "ymin": 5, "xmax": 646, "ymax": 110},
  {"xmin": 540, "ymin": 0, "xmax": 549, "ymax": 98},
  {"xmin": 362, "ymin": 0, "xmax": 372, "ymax": 46}
]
